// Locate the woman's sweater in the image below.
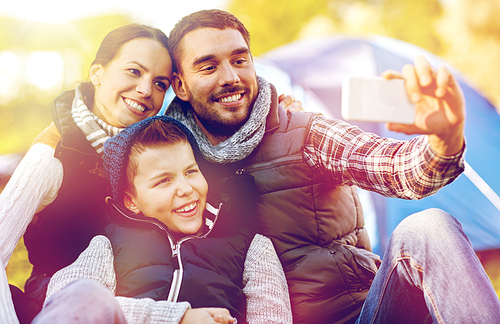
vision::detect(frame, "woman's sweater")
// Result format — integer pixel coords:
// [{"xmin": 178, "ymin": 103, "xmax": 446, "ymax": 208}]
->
[{"xmin": 0, "ymin": 143, "xmax": 63, "ymax": 323}]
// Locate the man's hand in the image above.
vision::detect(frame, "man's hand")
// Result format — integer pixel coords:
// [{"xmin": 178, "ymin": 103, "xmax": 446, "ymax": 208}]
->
[
  {"xmin": 181, "ymin": 307, "xmax": 235, "ymax": 324},
  {"xmin": 279, "ymin": 94, "xmax": 303, "ymax": 112},
  {"xmin": 382, "ymin": 55, "xmax": 465, "ymax": 156}
]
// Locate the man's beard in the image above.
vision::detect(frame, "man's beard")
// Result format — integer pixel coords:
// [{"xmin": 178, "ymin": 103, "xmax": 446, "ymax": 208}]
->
[{"xmin": 187, "ymin": 86, "xmax": 252, "ymax": 137}]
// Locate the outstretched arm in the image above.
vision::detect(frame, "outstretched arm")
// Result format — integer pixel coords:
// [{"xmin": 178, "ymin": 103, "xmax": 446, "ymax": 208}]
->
[{"xmin": 243, "ymin": 234, "xmax": 293, "ymax": 324}]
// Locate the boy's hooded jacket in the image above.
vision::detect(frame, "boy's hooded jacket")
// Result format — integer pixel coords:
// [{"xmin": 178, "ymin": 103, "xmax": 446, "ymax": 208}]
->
[{"xmin": 102, "ymin": 116, "xmax": 257, "ymax": 322}]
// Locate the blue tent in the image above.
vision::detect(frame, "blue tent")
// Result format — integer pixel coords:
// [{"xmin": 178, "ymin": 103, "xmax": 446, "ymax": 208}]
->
[{"xmin": 258, "ymin": 36, "xmax": 500, "ymax": 256}]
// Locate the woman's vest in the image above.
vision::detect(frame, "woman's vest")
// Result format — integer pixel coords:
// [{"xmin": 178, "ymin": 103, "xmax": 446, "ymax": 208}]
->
[
  {"xmin": 237, "ymin": 106, "xmax": 381, "ymax": 324},
  {"xmin": 24, "ymin": 89, "xmax": 111, "ymax": 276},
  {"xmin": 105, "ymin": 197, "xmax": 254, "ymax": 323}
]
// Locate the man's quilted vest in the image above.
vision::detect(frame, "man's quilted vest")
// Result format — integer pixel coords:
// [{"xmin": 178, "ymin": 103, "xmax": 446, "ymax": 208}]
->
[{"xmin": 239, "ymin": 106, "xmax": 379, "ymax": 324}]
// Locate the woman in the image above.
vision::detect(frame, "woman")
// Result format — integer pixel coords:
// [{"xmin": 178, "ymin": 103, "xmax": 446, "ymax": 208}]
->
[{"xmin": 0, "ymin": 23, "xmax": 172, "ymax": 323}]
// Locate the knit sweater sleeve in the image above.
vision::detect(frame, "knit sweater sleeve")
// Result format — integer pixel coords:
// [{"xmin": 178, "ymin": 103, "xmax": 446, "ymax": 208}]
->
[
  {"xmin": 243, "ymin": 234, "xmax": 293, "ymax": 324},
  {"xmin": 0, "ymin": 143, "xmax": 63, "ymax": 266},
  {"xmin": 45, "ymin": 235, "xmax": 191, "ymax": 324}
]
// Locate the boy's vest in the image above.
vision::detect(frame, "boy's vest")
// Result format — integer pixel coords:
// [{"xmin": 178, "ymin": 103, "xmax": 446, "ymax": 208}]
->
[{"xmin": 105, "ymin": 197, "xmax": 254, "ymax": 323}]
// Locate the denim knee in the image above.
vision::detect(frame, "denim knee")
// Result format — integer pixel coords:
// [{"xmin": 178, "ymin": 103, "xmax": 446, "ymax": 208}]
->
[{"xmin": 390, "ymin": 208, "xmax": 468, "ymax": 249}]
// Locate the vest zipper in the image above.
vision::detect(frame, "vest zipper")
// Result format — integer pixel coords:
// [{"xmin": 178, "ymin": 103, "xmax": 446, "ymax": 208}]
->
[
  {"xmin": 167, "ymin": 242, "xmax": 183, "ymax": 302},
  {"xmin": 110, "ymin": 201, "xmax": 222, "ymax": 302},
  {"xmin": 236, "ymin": 154, "xmax": 303, "ymax": 175}
]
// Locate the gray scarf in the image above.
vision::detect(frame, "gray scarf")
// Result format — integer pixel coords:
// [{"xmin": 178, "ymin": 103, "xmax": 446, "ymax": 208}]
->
[
  {"xmin": 166, "ymin": 76, "xmax": 271, "ymax": 163},
  {"xmin": 71, "ymin": 83, "xmax": 123, "ymax": 155}
]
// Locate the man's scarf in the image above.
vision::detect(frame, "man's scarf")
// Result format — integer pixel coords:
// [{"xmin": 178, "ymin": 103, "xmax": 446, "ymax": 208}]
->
[
  {"xmin": 71, "ymin": 83, "xmax": 123, "ymax": 155},
  {"xmin": 166, "ymin": 76, "xmax": 271, "ymax": 164}
]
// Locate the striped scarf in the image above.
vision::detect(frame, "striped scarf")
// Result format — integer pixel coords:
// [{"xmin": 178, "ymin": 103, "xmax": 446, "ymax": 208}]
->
[{"xmin": 71, "ymin": 83, "xmax": 123, "ymax": 155}]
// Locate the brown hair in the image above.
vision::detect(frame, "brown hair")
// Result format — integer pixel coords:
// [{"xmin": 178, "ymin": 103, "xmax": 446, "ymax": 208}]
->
[
  {"xmin": 168, "ymin": 9, "xmax": 250, "ymax": 73},
  {"xmin": 92, "ymin": 23, "xmax": 168, "ymax": 68},
  {"xmin": 125, "ymin": 120, "xmax": 189, "ymax": 195}
]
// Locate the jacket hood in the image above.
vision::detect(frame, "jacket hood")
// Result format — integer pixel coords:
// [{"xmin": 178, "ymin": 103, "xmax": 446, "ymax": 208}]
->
[{"xmin": 105, "ymin": 197, "xmax": 220, "ymax": 243}]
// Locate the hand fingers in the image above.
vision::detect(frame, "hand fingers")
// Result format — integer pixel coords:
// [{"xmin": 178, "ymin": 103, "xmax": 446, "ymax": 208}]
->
[
  {"xmin": 206, "ymin": 308, "xmax": 234, "ymax": 324},
  {"xmin": 213, "ymin": 313, "xmax": 235, "ymax": 324},
  {"xmin": 285, "ymin": 100, "xmax": 303, "ymax": 112},
  {"xmin": 386, "ymin": 122, "xmax": 420, "ymax": 135},
  {"xmin": 414, "ymin": 55, "xmax": 435, "ymax": 87},
  {"xmin": 381, "ymin": 69, "xmax": 403, "ymax": 80},
  {"xmin": 279, "ymin": 94, "xmax": 295, "ymax": 107},
  {"xmin": 401, "ymin": 63, "xmax": 422, "ymax": 103}
]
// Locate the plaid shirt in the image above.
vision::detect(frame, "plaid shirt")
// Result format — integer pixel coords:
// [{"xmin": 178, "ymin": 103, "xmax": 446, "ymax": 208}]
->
[{"xmin": 303, "ymin": 115, "xmax": 465, "ymax": 199}]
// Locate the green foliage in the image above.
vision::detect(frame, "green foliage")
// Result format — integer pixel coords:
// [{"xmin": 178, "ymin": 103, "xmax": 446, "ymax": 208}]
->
[
  {"xmin": 0, "ymin": 100, "xmax": 52, "ymax": 154},
  {"xmin": 228, "ymin": 0, "xmax": 329, "ymax": 55},
  {"xmin": 6, "ymin": 238, "xmax": 31, "ymax": 291},
  {"xmin": 0, "ymin": 14, "xmax": 132, "ymax": 155},
  {"xmin": 228, "ymin": 0, "xmax": 444, "ymax": 55}
]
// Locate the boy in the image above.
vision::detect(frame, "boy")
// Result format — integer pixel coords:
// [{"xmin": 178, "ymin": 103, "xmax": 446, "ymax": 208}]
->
[{"xmin": 37, "ymin": 116, "xmax": 292, "ymax": 324}]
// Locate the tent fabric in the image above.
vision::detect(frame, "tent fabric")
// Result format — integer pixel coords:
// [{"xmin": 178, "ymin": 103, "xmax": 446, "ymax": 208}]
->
[{"xmin": 258, "ymin": 35, "xmax": 500, "ymax": 255}]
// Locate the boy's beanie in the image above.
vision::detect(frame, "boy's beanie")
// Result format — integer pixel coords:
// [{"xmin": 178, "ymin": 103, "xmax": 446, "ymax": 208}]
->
[{"xmin": 103, "ymin": 115, "xmax": 201, "ymax": 201}]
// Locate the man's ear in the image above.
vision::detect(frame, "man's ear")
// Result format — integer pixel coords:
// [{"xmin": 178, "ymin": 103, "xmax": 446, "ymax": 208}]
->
[
  {"xmin": 89, "ymin": 64, "xmax": 103, "ymax": 87},
  {"xmin": 172, "ymin": 72, "xmax": 189, "ymax": 101},
  {"xmin": 123, "ymin": 192, "xmax": 141, "ymax": 215}
]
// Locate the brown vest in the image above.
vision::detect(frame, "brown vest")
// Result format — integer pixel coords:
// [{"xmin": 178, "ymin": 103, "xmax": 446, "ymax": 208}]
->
[{"xmin": 240, "ymin": 105, "xmax": 380, "ymax": 324}]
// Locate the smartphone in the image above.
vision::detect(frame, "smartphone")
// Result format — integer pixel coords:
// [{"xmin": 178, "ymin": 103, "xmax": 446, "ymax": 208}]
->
[{"xmin": 341, "ymin": 75, "xmax": 416, "ymax": 124}]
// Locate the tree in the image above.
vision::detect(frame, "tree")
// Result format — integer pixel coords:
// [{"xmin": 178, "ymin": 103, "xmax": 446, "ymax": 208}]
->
[{"xmin": 228, "ymin": 0, "xmax": 329, "ymax": 55}]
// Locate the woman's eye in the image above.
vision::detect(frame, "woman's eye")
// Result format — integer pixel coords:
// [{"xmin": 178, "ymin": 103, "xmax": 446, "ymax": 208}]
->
[
  {"xmin": 129, "ymin": 69, "xmax": 141, "ymax": 76},
  {"xmin": 154, "ymin": 81, "xmax": 167, "ymax": 91}
]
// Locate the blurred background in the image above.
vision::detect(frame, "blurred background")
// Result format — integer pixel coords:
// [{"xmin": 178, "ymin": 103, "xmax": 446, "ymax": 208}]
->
[{"xmin": 1, "ymin": 0, "xmax": 499, "ymax": 299}]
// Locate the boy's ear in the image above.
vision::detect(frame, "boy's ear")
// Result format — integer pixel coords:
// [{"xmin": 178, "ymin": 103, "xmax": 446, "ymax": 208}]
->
[
  {"xmin": 172, "ymin": 72, "xmax": 189, "ymax": 101},
  {"xmin": 123, "ymin": 192, "xmax": 141, "ymax": 214},
  {"xmin": 89, "ymin": 64, "xmax": 103, "ymax": 87}
]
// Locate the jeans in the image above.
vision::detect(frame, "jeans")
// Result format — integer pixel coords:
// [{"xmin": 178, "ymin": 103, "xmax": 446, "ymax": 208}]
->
[
  {"xmin": 356, "ymin": 208, "xmax": 500, "ymax": 324},
  {"xmin": 32, "ymin": 279, "xmax": 126, "ymax": 324}
]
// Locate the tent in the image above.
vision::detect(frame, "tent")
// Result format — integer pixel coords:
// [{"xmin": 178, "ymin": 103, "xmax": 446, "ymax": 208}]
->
[{"xmin": 257, "ymin": 35, "xmax": 500, "ymax": 256}]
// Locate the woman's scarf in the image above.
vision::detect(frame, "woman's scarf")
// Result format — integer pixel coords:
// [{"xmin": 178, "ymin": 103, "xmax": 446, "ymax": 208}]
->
[
  {"xmin": 71, "ymin": 83, "xmax": 123, "ymax": 155},
  {"xmin": 167, "ymin": 76, "xmax": 271, "ymax": 164}
]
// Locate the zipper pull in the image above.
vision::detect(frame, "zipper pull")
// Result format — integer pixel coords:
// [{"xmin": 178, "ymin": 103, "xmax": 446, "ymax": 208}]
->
[
  {"xmin": 236, "ymin": 168, "xmax": 245, "ymax": 174},
  {"xmin": 171, "ymin": 244, "xmax": 180, "ymax": 269}
]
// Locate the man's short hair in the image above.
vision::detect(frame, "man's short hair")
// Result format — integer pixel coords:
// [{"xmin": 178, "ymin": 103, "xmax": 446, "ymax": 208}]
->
[{"xmin": 168, "ymin": 9, "xmax": 251, "ymax": 74}]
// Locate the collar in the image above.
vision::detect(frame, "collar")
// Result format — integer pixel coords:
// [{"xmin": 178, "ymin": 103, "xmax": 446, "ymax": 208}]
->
[{"xmin": 264, "ymin": 82, "xmax": 280, "ymax": 133}]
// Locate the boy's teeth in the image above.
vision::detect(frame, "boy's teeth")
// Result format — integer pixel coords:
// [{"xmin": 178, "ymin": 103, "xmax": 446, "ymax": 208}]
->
[
  {"xmin": 219, "ymin": 94, "xmax": 241, "ymax": 103},
  {"xmin": 125, "ymin": 98, "xmax": 145, "ymax": 112},
  {"xmin": 176, "ymin": 202, "xmax": 196, "ymax": 213}
]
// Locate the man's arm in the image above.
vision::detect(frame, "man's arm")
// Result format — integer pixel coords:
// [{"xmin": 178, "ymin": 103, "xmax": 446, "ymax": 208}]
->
[
  {"xmin": 304, "ymin": 116, "xmax": 464, "ymax": 200},
  {"xmin": 303, "ymin": 56, "xmax": 465, "ymax": 200}
]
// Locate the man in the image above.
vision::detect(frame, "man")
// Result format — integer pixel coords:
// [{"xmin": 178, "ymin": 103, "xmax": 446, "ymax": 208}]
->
[{"xmin": 164, "ymin": 9, "xmax": 500, "ymax": 324}]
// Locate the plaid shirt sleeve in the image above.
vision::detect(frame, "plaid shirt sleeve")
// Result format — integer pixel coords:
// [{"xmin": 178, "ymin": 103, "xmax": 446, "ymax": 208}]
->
[{"xmin": 303, "ymin": 115, "xmax": 465, "ymax": 200}]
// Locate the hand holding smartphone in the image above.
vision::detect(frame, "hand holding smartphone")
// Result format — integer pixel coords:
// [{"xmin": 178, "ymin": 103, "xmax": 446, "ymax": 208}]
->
[{"xmin": 341, "ymin": 75, "xmax": 416, "ymax": 124}]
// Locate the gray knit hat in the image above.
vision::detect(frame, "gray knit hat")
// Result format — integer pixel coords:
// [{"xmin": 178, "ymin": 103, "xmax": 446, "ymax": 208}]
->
[{"xmin": 103, "ymin": 115, "xmax": 201, "ymax": 201}]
